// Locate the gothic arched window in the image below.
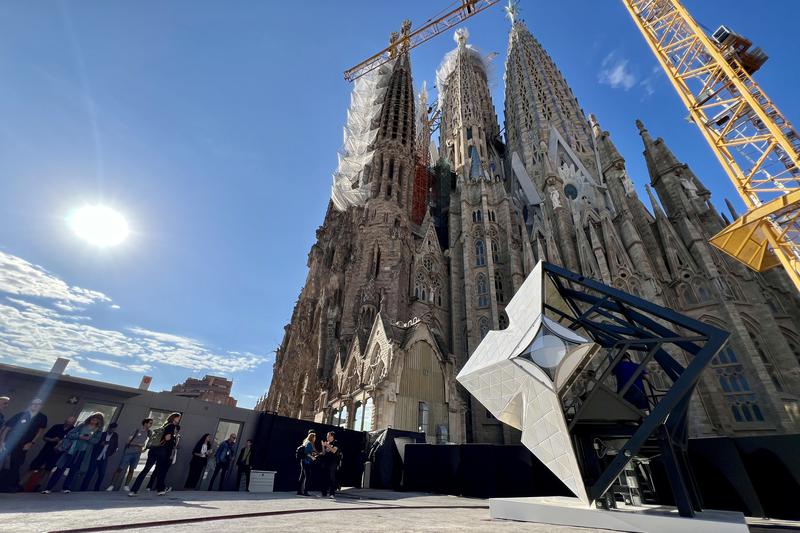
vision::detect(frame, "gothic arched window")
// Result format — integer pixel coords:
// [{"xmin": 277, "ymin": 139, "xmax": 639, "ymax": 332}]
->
[
  {"xmin": 414, "ymin": 272, "xmax": 426, "ymax": 301},
  {"xmin": 749, "ymin": 330, "xmax": 784, "ymax": 392},
  {"xmin": 705, "ymin": 318, "xmax": 766, "ymax": 426},
  {"xmin": 475, "ymin": 240, "xmax": 486, "ymax": 267},
  {"xmin": 431, "ymin": 278, "xmax": 442, "ymax": 306},
  {"xmin": 476, "ymin": 274, "xmax": 489, "ymax": 308},
  {"xmin": 494, "ymin": 272, "xmax": 504, "ymax": 303},
  {"xmin": 479, "ymin": 316, "xmax": 490, "ymax": 339},
  {"xmin": 491, "ymin": 240, "xmax": 500, "ymax": 263},
  {"xmin": 781, "ymin": 328, "xmax": 800, "ymax": 365}
]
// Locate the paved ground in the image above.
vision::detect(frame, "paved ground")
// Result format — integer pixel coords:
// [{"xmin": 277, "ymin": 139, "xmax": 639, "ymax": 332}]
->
[{"xmin": 0, "ymin": 488, "xmax": 797, "ymax": 532}]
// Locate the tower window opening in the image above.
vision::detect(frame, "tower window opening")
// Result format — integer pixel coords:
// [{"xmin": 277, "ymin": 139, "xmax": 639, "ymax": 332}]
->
[
  {"xmin": 477, "ymin": 273, "xmax": 489, "ymax": 308},
  {"xmin": 466, "ymin": 127, "xmax": 473, "ymax": 140},
  {"xmin": 494, "ymin": 272, "xmax": 504, "ymax": 303},
  {"xmin": 475, "ymin": 240, "xmax": 486, "ymax": 267},
  {"xmin": 479, "ymin": 316, "xmax": 490, "ymax": 339}
]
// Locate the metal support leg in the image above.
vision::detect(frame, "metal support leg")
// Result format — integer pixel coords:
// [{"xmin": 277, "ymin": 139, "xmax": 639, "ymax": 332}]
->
[{"xmin": 657, "ymin": 425, "xmax": 695, "ymax": 518}]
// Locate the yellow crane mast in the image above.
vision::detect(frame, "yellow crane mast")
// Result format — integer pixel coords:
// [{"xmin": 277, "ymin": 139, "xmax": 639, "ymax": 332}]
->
[
  {"xmin": 343, "ymin": 0, "xmax": 501, "ymax": 82},
  {"xmin": 622, "ymin": 0, "xmax": 800, "ymax": 291}
]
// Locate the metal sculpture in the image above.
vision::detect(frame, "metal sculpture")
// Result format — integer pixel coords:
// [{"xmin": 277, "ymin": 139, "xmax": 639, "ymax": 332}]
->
[{"xmin": 457, "ymin": 261, "xmax": 728, "ymax": 517}]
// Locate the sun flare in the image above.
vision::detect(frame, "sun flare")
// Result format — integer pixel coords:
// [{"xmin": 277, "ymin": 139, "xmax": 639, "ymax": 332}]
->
[{"xmin": 68, "ymin": 205, "xmax": 129, "ymax": 247}]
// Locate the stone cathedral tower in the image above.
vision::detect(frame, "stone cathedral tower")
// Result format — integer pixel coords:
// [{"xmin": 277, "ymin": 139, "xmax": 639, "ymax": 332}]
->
[{"xmin": 262, "ymin": 11, "xmax": 800, "ymax": 442}]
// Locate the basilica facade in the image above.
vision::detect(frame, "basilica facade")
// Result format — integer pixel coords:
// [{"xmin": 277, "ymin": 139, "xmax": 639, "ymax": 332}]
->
[{"xmin": 258, "ymin": 16, "xmax": 800, "ymax": 443}]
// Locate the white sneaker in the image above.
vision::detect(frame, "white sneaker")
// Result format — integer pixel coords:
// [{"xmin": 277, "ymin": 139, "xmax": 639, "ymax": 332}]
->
[
  {"xmin": 166, "ymin": 486, "xmax": 172, "ymax": 493},
  {"xmin": 123, "ymin": 485, "xmax": 130, "ymax": 492},
  {"xmin": 63, "ymin": 489, "xmax": 71, "ymax": 494},
  {"xmin": 128, "ymin": 492, "xmax": 137, "ymax": 497},
  {"xmin": 157, "ymin": 490, "xmax": 166, "ymax": 496},
  {"xmin": 106, "ymin": 485, "xmax": 115, "ymax": 492},
  {"xmin": 41, "ymin": 490, "xmax": 50, "ymax": 494}
]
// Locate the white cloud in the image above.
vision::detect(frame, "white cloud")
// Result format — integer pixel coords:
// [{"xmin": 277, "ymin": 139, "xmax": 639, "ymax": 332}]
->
[
  {"xmin": 0, "ymin": 251, "xmax": 111, "ymax": 306},
  {"xmin": 598, "ymin": 52, "xmax": 637, "ymax": 91},
  {"xmin": 0, "ymin": 251, "xmax": 266, "ymax": 379},
  {"xmin": 639, "ymin": 65, "xmax": 662, "ymax": 98},
  {"xmin": 85, "ymin": 357, "xmax": 152, "ymax": 374}
]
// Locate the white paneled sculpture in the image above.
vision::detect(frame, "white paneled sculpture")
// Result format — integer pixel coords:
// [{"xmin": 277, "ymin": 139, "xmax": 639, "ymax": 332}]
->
[
  {"xmin": 458, "ymin": 261, "xmax": 745, "ymax": 531},
  {"xmin": 457, "ymin": 261, "xmax": 598, "ymax": 504}
]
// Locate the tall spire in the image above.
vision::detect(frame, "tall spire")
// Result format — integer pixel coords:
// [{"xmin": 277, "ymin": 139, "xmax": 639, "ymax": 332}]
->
[
  {"xmin": 637, "ymin": 118, "xmax": 682, "ymax": 184},
  {"xmin": 592, "ymin": 114, "xmax": 625, "ymax": 173},
  {"xmin": 504, "ymin": 16, "xmax": 599, "ymax": 191},
  {"xmin": 436, "ymin": 25, "xmax": 502, "ymax": 180}
]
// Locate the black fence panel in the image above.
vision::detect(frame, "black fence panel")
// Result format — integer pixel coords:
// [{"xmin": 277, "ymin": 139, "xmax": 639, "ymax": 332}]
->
[
  {"xmin": 733, "ymin": 434, "xmax": 800, "ymax": 520},
  {"xmin": 687, "ymin": 437, "xmax": 764, "ymax": 516},
  {"xmin": 402, "ymin": 443, "xmax": 571, "ymax": 499},
  {"xmin": 367, "ymin": 428, "xmax": 426, "ymax": 490},
  {"xmin": 251, "ymin": 412, "xmax": 367, "ymax": 492},
  {"xmin": 403, "ymin": 444, "xmax": 461, "ymax": 495}
]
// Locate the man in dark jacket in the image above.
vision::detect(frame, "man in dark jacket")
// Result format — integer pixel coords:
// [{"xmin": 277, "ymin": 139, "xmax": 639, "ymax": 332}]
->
[
  {"xmin": 80, "ymin": 422, "xmax": 119, "ymax": 491},
  {"xmin": 0, "ymin": 398, "xmax": 47, "ymax": 492},
  {"xmin": 208, "ymin": 433, "xmax": 237, "ymax": 491},
  {"xmin": 23, "ymin": 415, "xmax": 76, "ymax": 491},
  {"xmin": 236, "ymin": 439, "xmax": 253, "ymax": 491}
]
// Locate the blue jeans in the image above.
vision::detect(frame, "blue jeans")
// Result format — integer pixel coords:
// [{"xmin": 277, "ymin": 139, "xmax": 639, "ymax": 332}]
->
[
  {"xmin": 80, "ymin": 456, "xmax": 108, "ymax": 491},
  {"xmin": 46, "ymin": 452, "xmax": 85, "ymax": 491}
]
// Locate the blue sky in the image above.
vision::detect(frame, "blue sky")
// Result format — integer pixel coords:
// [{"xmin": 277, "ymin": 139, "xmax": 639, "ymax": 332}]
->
[{"xmin": 0, "ymin": 1, "xmax": 798, "ymax": 408}]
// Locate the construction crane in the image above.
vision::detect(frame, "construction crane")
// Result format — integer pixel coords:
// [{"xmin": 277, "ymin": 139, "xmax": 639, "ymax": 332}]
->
[
  {"xmin": 343, "ymin": 0, "xmax": 502, "ymax": 82},
  {"xmin": 622, "ymin": 0, "xmax": 800, "ymax": 291}
]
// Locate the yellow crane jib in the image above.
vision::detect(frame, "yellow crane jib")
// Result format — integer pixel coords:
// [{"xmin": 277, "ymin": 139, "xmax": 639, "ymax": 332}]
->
[
  {"xmin": 622, "ymin": 0, "xmax": 800, "ymax": 292},
  {"xmin": 343, "ymin": 0, "xmax": 502, "ymax": 82}
]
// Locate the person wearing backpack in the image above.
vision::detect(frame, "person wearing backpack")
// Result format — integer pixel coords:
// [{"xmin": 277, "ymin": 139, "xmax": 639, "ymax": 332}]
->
[
  {"xmin": 208, "ymin": 433, "xmax": 237, "ymax": 491},
  {"xmin": 128, "ymin": 412, "xmax": 180, "ymax": 496},
  {"xmin": 296, "ymin": 432, "xmax": 317, "ymax": 496},
  {"xmin": 106, "ymin": 418, "xmax": 153, "ymax": 491},
  {"xmin": 41, "ymin": 412, "xmax": 104, "ymax": 494}
]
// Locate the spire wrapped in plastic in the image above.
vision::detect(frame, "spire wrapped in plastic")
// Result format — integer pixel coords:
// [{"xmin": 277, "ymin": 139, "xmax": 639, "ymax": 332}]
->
[
  {"xmin": 434, "ymin": 28, "xmax": 493, "ymax": 111},
  {"xmin": 331, "ymin": 60, "xmax": 395, "ymax": 212}
]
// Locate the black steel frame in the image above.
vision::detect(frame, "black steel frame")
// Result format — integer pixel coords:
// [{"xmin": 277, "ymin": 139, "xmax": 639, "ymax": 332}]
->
[{"xmin": 540, "ymin": 262, "xmax": 729, "ymax": 517}]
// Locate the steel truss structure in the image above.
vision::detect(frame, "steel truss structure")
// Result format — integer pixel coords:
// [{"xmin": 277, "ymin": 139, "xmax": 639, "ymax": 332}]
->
[
  {"xmin": 343, "ymin": 0, "xmax": 501, "ymax": 82},
  {"xmin": 623, "ymin": 0, "xmax": 800, "ymax": 291},
  {"xmin": 542, "ymin": 262, "xmax": 728, "ymax": 517}
]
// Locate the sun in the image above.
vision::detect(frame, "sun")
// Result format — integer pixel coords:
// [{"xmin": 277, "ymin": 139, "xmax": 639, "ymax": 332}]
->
[{"xmin": 68, "ymin": 205, "xmax": 130, "ymax": 247}]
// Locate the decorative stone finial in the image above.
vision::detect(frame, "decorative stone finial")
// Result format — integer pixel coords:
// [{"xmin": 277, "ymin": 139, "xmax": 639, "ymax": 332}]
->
[
  {"xmin": 455, "ymin": 27, "xmax": 469, "ymax": 48},
  {"xmin": 635, "ymin": 119, "xmax": 646, "ymax": 133},
  {"xmin": 505, "ymin": 0, "xmax": 520, "ymax": 24}
]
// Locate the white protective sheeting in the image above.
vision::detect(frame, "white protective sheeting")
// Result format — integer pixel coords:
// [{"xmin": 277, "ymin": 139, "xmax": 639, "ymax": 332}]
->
[
  {"xmin": 435, "ymin": 28, "xmax": 494, "ymax": 112},
  {"xmin": 331, "ymin": 60, "xmax": 395, "ymax": 212}
]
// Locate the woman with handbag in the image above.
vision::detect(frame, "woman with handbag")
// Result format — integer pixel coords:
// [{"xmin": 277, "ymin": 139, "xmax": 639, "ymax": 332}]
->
[{"xmin": 41, "ymin": 412, "xmax": 104, "ymax": 494}]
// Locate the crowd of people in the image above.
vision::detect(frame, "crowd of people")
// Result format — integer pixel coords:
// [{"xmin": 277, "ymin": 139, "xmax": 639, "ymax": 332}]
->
[
  {"xmin": 0, "ymin": 397, "xmax": 255, "ymax": 495},
  {"xmin": 297, "ymin": 430, "xmax": 342, "ymax": 499}
]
